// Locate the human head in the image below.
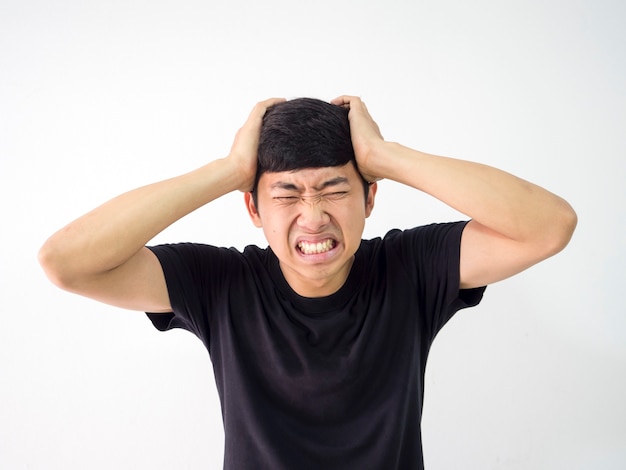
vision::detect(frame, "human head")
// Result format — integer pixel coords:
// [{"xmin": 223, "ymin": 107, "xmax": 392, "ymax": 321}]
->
[{"xmin": 252, "ymin": 98, "xmax": 369, "ymax": 205}]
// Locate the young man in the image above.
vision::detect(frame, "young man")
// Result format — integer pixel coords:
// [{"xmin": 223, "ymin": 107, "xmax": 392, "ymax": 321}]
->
[{"xmin": 39, "ymin": 96, "xmax": 577, "ymax": 469}]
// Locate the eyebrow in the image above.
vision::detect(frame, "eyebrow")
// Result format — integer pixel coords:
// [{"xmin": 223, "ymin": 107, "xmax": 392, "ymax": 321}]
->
[{"xmin": 270, "ymin": 176, "xmax": 350, "ymax": 192}]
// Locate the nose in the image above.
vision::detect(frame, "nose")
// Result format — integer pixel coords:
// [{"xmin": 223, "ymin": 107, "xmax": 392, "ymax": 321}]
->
[{"xmin": 296, "ymin": 198, "xmax": 330, "ymax": 232}]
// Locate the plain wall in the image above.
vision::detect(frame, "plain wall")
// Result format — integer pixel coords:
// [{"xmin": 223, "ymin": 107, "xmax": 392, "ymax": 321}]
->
[{"xmin": 1, "ymin": 0, "xmax": 624, "ymax": 468}]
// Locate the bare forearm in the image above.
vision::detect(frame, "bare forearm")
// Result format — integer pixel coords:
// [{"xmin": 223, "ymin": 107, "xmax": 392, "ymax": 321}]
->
[
  {"xmin": 372, "ymin": 142, "xmax": 576, "ymax": 245},
  {"xmin": 39, "ymin": 157, "xmax": 241, "ymax": 282}
]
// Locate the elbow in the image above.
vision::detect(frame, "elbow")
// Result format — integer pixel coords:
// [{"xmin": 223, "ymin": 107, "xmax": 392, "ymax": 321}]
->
[
  {"xmin": 545, "ymin": 200, "xmax": 578, "ymax": 257},
  {"xmin": 38, "ymin": 238, "xmax": 78, "ymax": 291}
]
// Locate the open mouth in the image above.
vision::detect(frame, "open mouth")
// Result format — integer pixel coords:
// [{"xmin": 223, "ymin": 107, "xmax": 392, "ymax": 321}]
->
[{"xmin": 297, "ymin": 239, "xmax": 337, "ymax": 255}]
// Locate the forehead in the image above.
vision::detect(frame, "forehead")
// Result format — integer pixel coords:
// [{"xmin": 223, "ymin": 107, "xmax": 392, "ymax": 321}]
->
[{"xmin": 259, "ymin": 163, "xmax": 360, "ymax": 191}]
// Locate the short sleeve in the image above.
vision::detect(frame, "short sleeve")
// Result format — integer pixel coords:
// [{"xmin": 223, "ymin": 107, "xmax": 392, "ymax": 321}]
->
[
  {"xmin": 145, "ymin": 243, "xmax": 239, "ymax": 348},
  {"xmin": 386, "ymin": 221, "xmax": 486, "ymax": 340}
]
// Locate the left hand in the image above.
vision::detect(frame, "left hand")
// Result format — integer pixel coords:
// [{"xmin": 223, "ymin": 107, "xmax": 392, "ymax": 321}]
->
[{"xmin": 331, "ymin": 95, "xmax": 385, "ymax": 183}]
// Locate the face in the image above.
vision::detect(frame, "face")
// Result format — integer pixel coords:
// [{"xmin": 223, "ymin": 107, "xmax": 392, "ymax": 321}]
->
[{"xmin": 245, "ymin": 162, "xmax": 376, "ymax": 298}]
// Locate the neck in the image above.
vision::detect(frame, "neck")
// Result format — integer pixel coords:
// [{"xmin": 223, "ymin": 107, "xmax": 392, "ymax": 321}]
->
[{"xmin": 279, "ymin": 257, "xmax": 354, "ymax": 298}]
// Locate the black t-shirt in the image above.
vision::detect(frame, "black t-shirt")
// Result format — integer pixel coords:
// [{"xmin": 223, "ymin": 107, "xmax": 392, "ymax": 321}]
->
[{"xmin": 147, "ymin": 222, "xmax": 485, "ymax": 469}]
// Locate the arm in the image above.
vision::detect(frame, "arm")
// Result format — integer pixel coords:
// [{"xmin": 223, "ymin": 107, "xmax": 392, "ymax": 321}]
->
[
  {"xmin": 38, "ymin": 98, "xmax": 285, "ymax": 312},
  {"xmin": 332, "ymin": 95, "xmax": 577, "ymax": 289}
]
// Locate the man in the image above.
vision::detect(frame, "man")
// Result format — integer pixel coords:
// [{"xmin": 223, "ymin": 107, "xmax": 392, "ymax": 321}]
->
[{"xmin": 39, "ymin": 96, "xmax": 577, "ymax": 469}]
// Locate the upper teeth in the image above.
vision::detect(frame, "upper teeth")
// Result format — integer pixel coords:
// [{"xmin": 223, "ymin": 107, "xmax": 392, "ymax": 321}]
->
[{"xmin": 298, "ymin": 239, "xmax": 334, "ymax": 254}]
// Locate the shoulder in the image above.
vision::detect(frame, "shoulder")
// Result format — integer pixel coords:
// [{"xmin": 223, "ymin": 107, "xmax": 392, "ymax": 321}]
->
[
  {"xmin": 149, "ymin": 242, "xmax": 267, "ymax": 260},
  {"xmin": 148, "ymin": 242, "xmax": 270, "ymax": 278},
  {"xmin": 358, "ymin": 222, "xmax": 470, "ymax": 284},
  {"xmin": 364, "ymin": 221, "xmax": 469, "ymax": 253}
]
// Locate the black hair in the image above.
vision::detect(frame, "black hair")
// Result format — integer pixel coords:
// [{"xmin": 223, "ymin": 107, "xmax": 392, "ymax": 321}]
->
[{"xmin": 252, "ymin": 98, "xmax": 369, "ymax": 203}]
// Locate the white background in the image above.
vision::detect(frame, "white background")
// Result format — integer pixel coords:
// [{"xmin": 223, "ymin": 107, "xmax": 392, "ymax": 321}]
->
[{"xmin": 1, "ymin": 0, "xmax": 625, "ymax": 468}]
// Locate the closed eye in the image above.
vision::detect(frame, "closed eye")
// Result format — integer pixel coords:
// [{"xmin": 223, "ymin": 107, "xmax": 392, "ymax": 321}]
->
[
  {"xmin": 324, "ymin": 191, "xmax": 349, "ymax": 201},
  {"xmin": 272, "ymin": 191, "xmax": 350, "ymax": 205},
  {"xmin": 273, "ymin": 196, "xmax": 300, "ymax": 204}
]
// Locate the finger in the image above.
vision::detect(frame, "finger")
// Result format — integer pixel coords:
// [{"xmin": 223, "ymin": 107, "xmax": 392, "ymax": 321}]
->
[
  {"xmin": 333, "ymin": 96, "xmax": 371, "ymax": 118},
  {"xmin": 330, "ymin": 95, "xmax": 361, "ymax": 108},
  {"xmin": 248, "ymin": 97, "xmax": 286, "ymax": 120},
  {"xmin": 239, "ymin": 98, "xmax": 285, "ymax": 135},
  {"xmin": 259, "ymin": 97, "xmax": 287, "ymax": 109}
]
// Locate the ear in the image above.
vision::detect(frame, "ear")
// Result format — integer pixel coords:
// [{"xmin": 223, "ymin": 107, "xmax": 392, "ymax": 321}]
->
[
  {"xmin": 365, "ymin": 182, "xmax": 377, "ymax": 218},
  {"xmin": 244, "ymin": 192, "xmax": 263, "ymax": 228}
]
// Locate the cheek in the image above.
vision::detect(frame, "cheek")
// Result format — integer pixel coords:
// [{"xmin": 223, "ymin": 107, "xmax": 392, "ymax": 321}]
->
[
  {"xmin": 342, "ymin": 208, "xmax": 367, "ymax": 234},
  {"xmin": 261, "ymin": 216, "xmax": 290, "ymax": 241}
]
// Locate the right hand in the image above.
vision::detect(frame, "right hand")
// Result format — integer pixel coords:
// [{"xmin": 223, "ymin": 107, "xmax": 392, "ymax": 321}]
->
[{"xmin": 228, "ymin": 97, "xmax": 286, "ymax": 192}]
